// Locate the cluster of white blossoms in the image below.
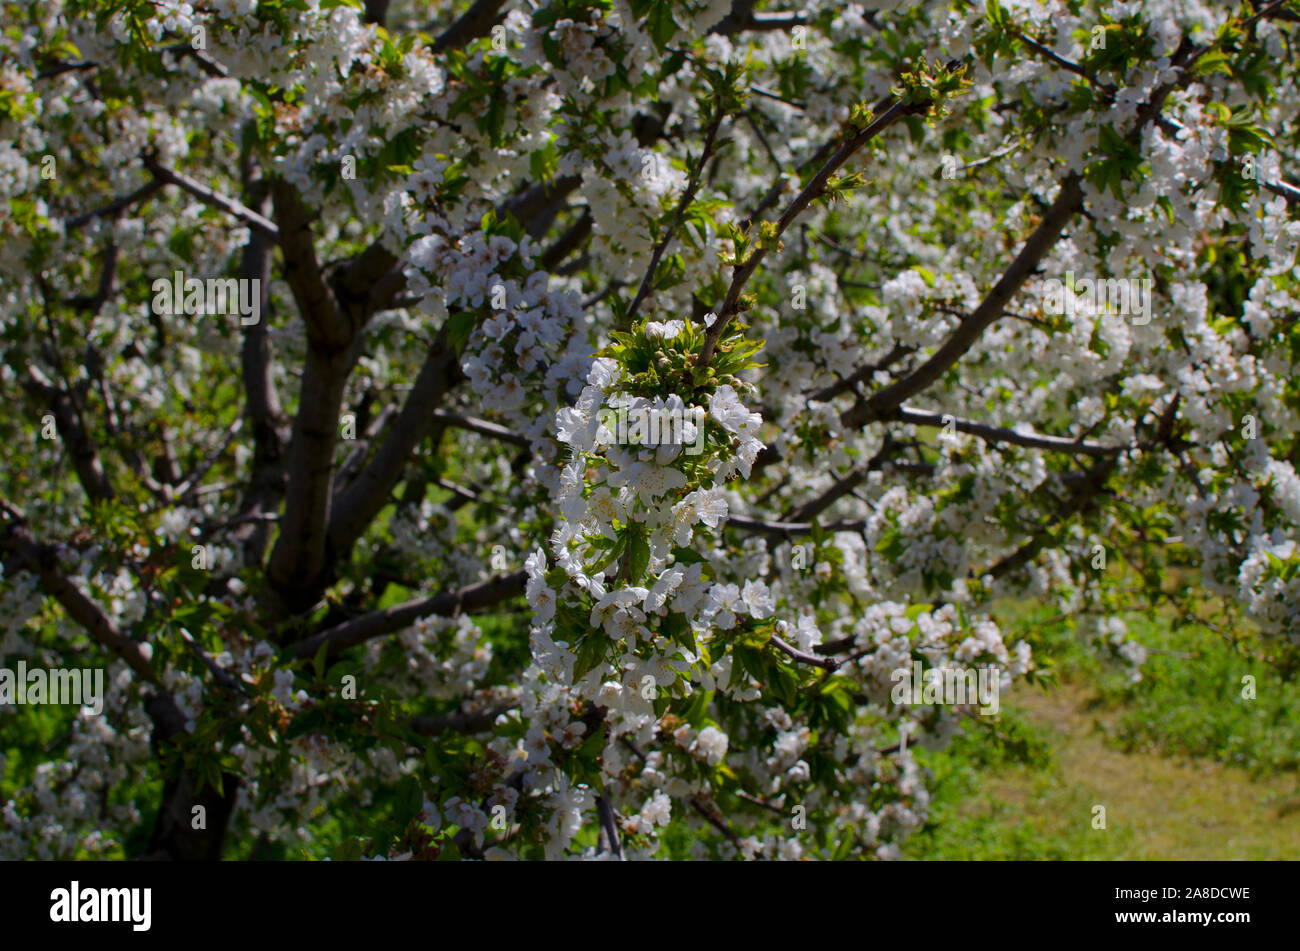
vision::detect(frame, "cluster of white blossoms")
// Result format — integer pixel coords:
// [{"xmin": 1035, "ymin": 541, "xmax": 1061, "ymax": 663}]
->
[{"xmin": 0, "ymin": 656, "xmax": 154, "ymax": 860}]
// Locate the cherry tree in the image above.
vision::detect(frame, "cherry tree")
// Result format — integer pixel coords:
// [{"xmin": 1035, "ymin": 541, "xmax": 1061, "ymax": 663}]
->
[{"xmin": 2, "ymin": 0, "xmax": 1298, "ymax": 860}]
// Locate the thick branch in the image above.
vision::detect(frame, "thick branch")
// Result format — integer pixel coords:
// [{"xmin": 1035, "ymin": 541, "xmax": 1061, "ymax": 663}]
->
[
  {"xmin": 786, "ymin": 438, "xmax": 897, "ymax": 523},
  {"xmin": 410, "ymin": 703, "xmax": 514, "ymax": 736},
  {"xmin": 328, "ymin": 331, "xmax": 465, "ymax": 557},
  {"xmin": 291, "ymin": 570, "xmax": 526, "ymax": 660},
  {"xmin": 143, "ymin": 152, "xmax": 280, "ymax": 240},
  {"xmin": 724, "ymin": 514, "xmax": 866, "ymax": 537},
  {"xmin": 982, "ymin": 456, "xmax": 1118, "ymax": 579},
  {"xmin": 264, "ymin": 179, "xmax": 366, "ymax": 607},
  {"xmin": 270, "ymin": 178, "xmax": 350, "ymax": 347},
  {"xmin": 770, "ymin": 634, "xmax": 839, "ymax": 670},
  {"xmin": 430, "ymin": 0, "xmax": 508, "ymax": 54},
  {"xmin": 596, "ymin": 794, "xmax": 623, "ymax": 859},
  {"xmin": 65, "ymin": 179, "xmax": 164, "ymax": 231},
  {"xmin": 22, "ymin": 365, "xmax": 116, "ymax": 503},
  {"xmin": 699, "ymin": 98, "xmax": 916, "ymax": 367},
  {"xmin": 264, "ymin": 343, "xmax": 355, "ymax": 608},
  {"xmin": 840, "ymin": 175, "xmax": 1084, "ymax": 429},
  {"xmin": 430, "ymin": 410, "xmax": 531, "ymax": 447},
  {"xmin": 893, "ymin": 406, "xmax": 1125, "ymax": 457},
  {"xmin": 626, "ymin": 108, "xmax": 727, "ymax": 324},
  {"xmin": 232, "ymin": 178, "xmax": 289, "ymax": 561},
  {"xmin": 809, "ymin": 343, "xmax": 913, "ymax": 402},
  {"xmin": 0, "ymin": 505, "xmax": 156, "ymax": 683}
]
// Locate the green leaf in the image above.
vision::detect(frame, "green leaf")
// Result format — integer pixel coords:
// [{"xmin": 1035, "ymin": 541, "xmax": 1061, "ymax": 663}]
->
[
  {"xmin": 737, "ymin": 644, "xmax": 767, "ymax": 684},
  {"xmin": 671, "ymin": 546, "xmax": 704, "ymax": 565},
  {"xmin": 646, "ymin": 1, "xmax": 677, "ymax": 50},
  {"xmin": 1192, "ymin": 49, "xmax": 1233, "ymax": 77},
  {"xmin": 651, "ymin": 252, "xmax": 686, "ymax": 291},
  {"xmin": 312, "ymin": 639, "xmax": 330, "ymax": 682},
  {"xmin": 529, "ymin": 138, "xmax": 558, "ymax": 183},
  {"xmin": 663, "ymin": 612, "xmax": 697, "ymax": 654},
  {"xmin": 484, "ymin": 95, "xmax": 506, "ymax": 145},
  {"xmin": 770, "ymin": 665, "xmax": 798, "ymax": 707},
  {"xmin": 680, "ymin": 689, "xmax": 712, "ymax": 725},
  {"xmin": 203, "ymin": 757, "xmax": 224, "ymax": 796},
  {"xmin": 332, "ymin": 837, "xmax": 366, "ymax": 861},
  {"xmin": 444, "ymin": 310, "xmax": 477, "ymax": 353},
  {"xmin": 832, "ymin": 830, "xmax": 855, "ymax": 860},
  {"xmin": 628, "ymin": 531, "xmax": 650, "ymax": 582},
  {"xmin": 394, "ymin": 775, "xmax": 422, "ymax": 823},
  {"xmin": 573, "ymin": 636, "xmax": 606, "ymax": 681},
  {"xmin": 577, "ymin": 723, "xmax": 607, "ymax": 758}
]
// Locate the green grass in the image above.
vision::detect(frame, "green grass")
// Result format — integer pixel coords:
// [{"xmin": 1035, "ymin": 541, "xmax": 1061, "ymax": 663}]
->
[
  {"xmin": 903, "ymin": 603, "xmax": 1300, "ymax": 860},
  {"xmin": 1010, "ymin": 603, "xmax": 1300, "ymax": 777}
]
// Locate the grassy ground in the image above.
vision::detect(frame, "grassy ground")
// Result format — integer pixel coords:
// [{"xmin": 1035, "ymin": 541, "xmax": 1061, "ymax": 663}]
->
[{"xmin": 903, "ymin": 608, "xmax": 1300, "ymax": 860}]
